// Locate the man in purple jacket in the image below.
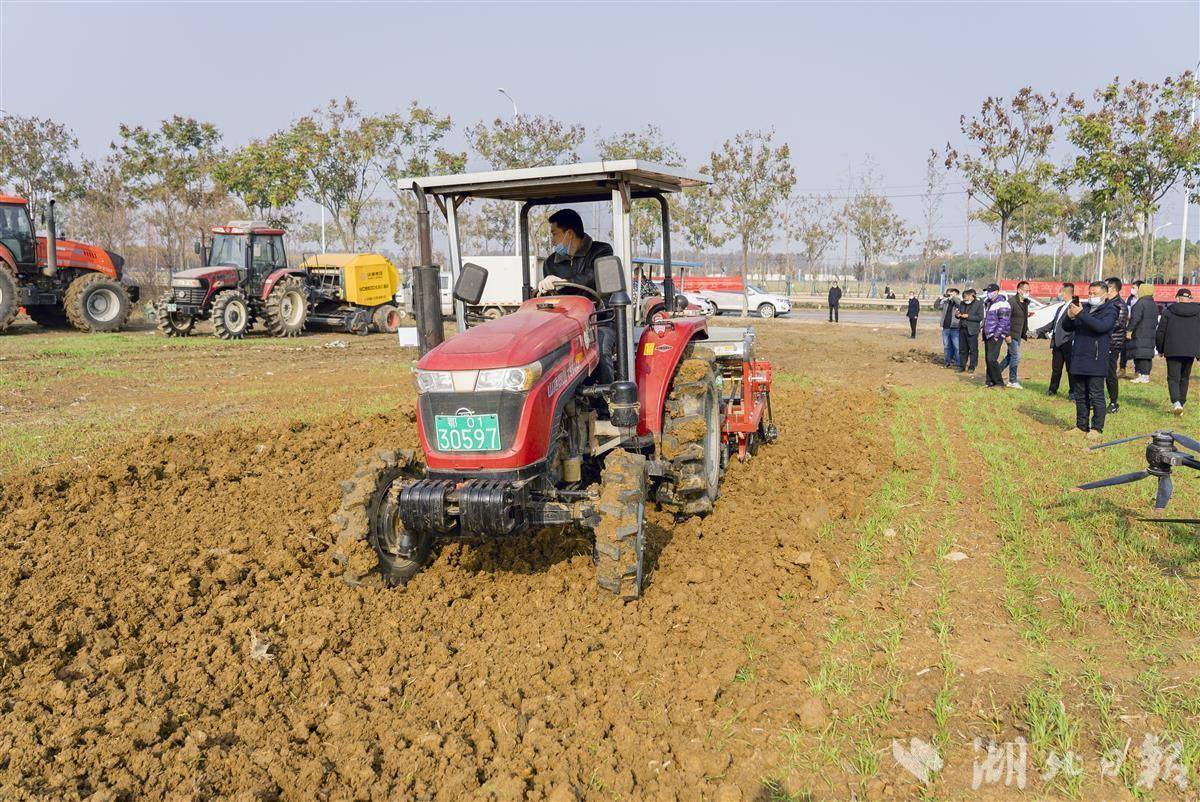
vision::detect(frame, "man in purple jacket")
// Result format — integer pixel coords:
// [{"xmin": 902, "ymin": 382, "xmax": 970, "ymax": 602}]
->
[{"xmin": 982, "ymin": 283, "xmax": 1012, "ymax": 388}]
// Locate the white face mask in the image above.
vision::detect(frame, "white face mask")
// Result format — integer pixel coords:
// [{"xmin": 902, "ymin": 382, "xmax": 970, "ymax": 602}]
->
[{"xmin": 1088, "ymin": 296, "xmax": 1104, "ymax": 307}]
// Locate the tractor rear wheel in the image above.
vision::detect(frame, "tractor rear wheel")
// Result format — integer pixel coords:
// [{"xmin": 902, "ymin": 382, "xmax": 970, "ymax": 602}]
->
[
  {"xmin": 371, "ymin": 303, "xmax": 401, "ymax": 333},
  {"xmin": 594, "ymin": 448, "xmax": 648, "ymax": 600},
  {"xmin": 25, "ymin": 305, "xmax": 69, "ymax": 328},
  {"xmin": 154, "ymin": 300, "xmax": 194, "ymax": 337},
  {"xmin": 0, "ymin": 265, "xmax": 16, "ymax": 332},
  {"xmin": 657, "ymin": 345, "xmax": 723, "ymax": 519},
  {"xmin": 263, "ymin": 276, "xmax": 307, "ymax": 338},
  {"xmin": 333, "ymin": 449, "xmax": 431, "ymax": 587},
  {"xmin": 64, "ymin": 272, "xmax": 132, "ymax": 333},
  {"xmin": 211, "ymin": 289, "xmax": 252, "ymax": 339}
]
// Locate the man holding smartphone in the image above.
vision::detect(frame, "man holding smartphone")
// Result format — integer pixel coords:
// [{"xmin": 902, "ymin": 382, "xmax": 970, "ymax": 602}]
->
[{"xmin": 1064, "ymin": 281, "xmax": 1120, "ymax": 439}]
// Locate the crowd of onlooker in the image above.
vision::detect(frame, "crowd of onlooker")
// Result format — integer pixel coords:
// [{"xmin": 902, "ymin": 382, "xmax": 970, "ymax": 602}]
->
[{"xmin": 933, "ymin": 279, "xmax": 1200, "ymax": 440}]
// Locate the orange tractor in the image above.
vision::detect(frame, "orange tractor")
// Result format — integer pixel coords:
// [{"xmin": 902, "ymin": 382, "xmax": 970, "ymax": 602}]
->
[{"xmin": 0, "ymin": 197, "xmax": 138, "ymax": 332}]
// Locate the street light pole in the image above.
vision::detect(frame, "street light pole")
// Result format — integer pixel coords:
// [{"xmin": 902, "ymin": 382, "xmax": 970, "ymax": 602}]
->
[
  {"xmin": 1152, "ymin": 221, "xmax": 1173, "ymax": 271},
  {"xmin": 498, "ymin": 88, "xmax": 521, "ymax": 259},
  {"xmin": 1179, "ymin": 67, "xmax": 1198, "ymax": 283}
]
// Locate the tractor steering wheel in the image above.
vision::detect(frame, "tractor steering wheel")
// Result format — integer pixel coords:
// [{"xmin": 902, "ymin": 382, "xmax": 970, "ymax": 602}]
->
[{"xmin": 541, "ymin": 281, "xmax": 603, "ymax": 303}]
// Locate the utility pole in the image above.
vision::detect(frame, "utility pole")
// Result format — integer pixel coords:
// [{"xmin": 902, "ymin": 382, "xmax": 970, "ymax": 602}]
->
[
  {"xmin": 1097, "ymin": 212, "xmax": 1108, "ymax": 281},
  {"xmin": 498, "ymin": 88, "xmax": 521, "ymax": 259},
  {"xmin": 1176, "ymin": 65, "xmax": 1195, "ymax": 284},
  {"xmin": 841, "ymin": 158, "xmax": 851, "ymax": 289},
  {"xmin": 320, "ymin": 206, "xmax": 326, "ymax": 253},
  {"xmin": 965, "ymin": 190, "xmax": 972, "ymax": 258}
]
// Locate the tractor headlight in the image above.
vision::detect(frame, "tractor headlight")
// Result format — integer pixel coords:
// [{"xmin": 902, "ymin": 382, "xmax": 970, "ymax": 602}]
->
[
  {"xmin": 475, "ymin": 362, "xmax": 543, "ymax": 393},
  {"xmin": 171, "ymin": 278, "xmax": 203, "ymax": 288},
  {"xmin": 414, "ymin": 369, "xmax": 454, "ymax": 393}
]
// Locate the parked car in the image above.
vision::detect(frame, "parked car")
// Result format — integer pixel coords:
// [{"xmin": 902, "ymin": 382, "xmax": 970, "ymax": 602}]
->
[
  {"xmin": 997, "ymin": 290, "xmax": 1062, "ymax": 338},
  {"xmin": 696, "ymin": 283, "xmax": 792, "ymax": 318}
]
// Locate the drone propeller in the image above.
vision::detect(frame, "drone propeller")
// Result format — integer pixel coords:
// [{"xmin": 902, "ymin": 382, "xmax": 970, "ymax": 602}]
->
[
  {"xmin": 1170, "ymin": 432, "xmax": 1200, "ymax": 453},
  {"xmin": 1076, "ymin": 470, "xmax": 1150, "ymax": 490},
  {"xmin": 1088, "ymin": 433, "xmax": 1154, "ymax": 451},
  {"xmin": 1155, "ymin": 475, "xmax": 1174, "ymax": 510},
  {"xmin": 1136, "ymin": 517, "xmax": 1200, "ymax": 524}
]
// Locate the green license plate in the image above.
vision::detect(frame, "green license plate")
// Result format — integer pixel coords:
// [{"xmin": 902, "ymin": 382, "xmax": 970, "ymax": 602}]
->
[
  {"xmin": 165, "ymin": 303, "xmax": 178, "ymax": 311},
  {"xmin": 433, "ymin": 413, "xmax": 501, "ymax": 451}
]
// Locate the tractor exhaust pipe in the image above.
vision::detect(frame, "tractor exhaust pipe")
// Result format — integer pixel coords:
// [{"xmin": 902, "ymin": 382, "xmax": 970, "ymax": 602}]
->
[
  {"xmin": 43, "ymin": 199, "xmax": 58, "ymax": 278},
  {"xmin": 411, "ymin": 182, "xmax": 443, "ymax": 356}
]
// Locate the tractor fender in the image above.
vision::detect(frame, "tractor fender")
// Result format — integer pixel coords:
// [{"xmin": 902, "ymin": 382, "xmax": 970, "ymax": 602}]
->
[
  {"xmin": 0, "ymin": 242, "xmax": 17, "ymax": 274},
  {"xmin": 260, "ymin": 268, "xmax": 307, "ymax": 300},
  {"xmin": 634, "ymin": 317, "xmax": 709, "ymax": 436}
]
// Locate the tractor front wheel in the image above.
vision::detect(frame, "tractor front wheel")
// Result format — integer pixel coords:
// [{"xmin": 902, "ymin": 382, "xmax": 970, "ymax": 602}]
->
[
  {"xmin": 657, "ymin": 345, "xmax": 723, "ymax": 519},
  {"xmin": 333, "ymin": 449, "xmax": 431, "ymax": 587},
  {"xmin": 64, "ymin": 272, "xmax": 132, "ymax": 333},
  {"xmin": 211, "ymin": 289, "xmax": 252, "ymax": 339},
  {"xmin": 0, "ymin": 265, "xmax": 16, "ymax": 332},
  {"xmin": 154, "ymin": 300, "xmax": 195, "ymax": 337},
  {"xmin": 264, "ymin": 276, "xmax": 307, "ymax": 338},
  {"xmin": 594, "ymin": 448, "xmax": 648, "ymax": 600}
]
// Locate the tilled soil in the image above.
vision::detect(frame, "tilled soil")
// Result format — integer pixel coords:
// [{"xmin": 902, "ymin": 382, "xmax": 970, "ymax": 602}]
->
[{"xmin": 0, "ymin": 331, "xmax": 891, "ymax": 801}]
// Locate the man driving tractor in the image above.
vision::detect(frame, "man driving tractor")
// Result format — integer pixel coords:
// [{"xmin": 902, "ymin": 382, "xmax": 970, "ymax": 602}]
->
[{"xmin": 537, "ymin": 208, "xmax": 617, "ymax": 383}]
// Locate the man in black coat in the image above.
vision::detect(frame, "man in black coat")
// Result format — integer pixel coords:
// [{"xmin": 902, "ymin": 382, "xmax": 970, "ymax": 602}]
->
[
  {"xmin": 955, "ymin": 288, "xmax": 984, "ymax": 374},
  {"xmin": 906, "ymin": 292, "xmax": 920, "ymax": 338},
  {"xmin": 1103, "ymin": 277, "xmax": 1129, "ymax": 414},
  {"xmin": 1155, "ymin": 288, "xmax": 1200, "ymax": 416},
  {"xmin": 828, "ymin": 281, "xmax": 842, "ymax": 322},
  {"xmin": 1036, "ymin": 282, "xmax": 1077, "ymax": 397},
  {"xmin": 1063, "ymin": 281, "xmax": 1119, "ymax": 438},
  {"xmin": 934, "ymin": 288, "xmax": 961, "ymax": 367},
  {"xmin": 1119, "ymin": 281, "xmax": 1140, "ymax": 376},
  {"xmin": 539, "ymin": 208, "xmax": 615, "ymax": 382},
  {"xmin": 999, "ymin": 281, "xmax": 1031, "ymax": 389},
  {"xmin": 1126, "ymin": 282, "xmax": 1158, "ymax": 383}
]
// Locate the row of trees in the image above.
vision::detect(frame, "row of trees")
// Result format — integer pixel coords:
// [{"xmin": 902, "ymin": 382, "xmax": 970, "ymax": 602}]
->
[
  {"xmin": 947, "ymin": 73, "xmax": 1200, "ymax": 281},
  {"xmin": 1, "ymin": 71, "xmax": 1196, "ymax": 291}
]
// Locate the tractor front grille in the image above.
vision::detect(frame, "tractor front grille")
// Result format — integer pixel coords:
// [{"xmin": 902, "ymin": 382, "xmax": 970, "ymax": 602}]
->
[
  {"xmin": 418, "ymin": 391, "xmax": 526, "ymax": 454},
  {"xmin": 172, "ymin": 286, "xmax": 206, "ymax": 305}
]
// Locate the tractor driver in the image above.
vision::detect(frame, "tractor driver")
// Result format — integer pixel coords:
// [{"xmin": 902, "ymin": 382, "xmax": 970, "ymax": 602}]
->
[{"xmin": 537, "ymin": 208, "xmax": 617, "ymax": 384}]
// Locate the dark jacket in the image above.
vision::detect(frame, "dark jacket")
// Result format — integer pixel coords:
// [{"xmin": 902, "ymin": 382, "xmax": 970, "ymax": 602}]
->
[
  {"xmin": 1155, "ymin": 302, "xmax": 1200, "ymax": 358},
  {"xmin": 957, "ymin": 298, "xmax": 984, "ymax": 336},
  {"xmin": 542, "ymin": 234, "xmax": 613, "ymax": 293},
  {"xmin": 906, "ymin": 298, "xmax": 920, "ymax": 319},
  {"xmin": 828, "ymin": 285, "xmax": 843, "ymax": 306},
  {"xmin": 1008, "ymin": 295, "xmax": 1030, "ymax": 340},
  {"xmin": 1127, "ymin": 295, "xmax": 1159, "ymax": 360},
  {"xmin": 1108, "ymin": 299, "xmax": 1129, "ymax": 352},
  {"xmin": 1063, "ymin": 299, "xmax": 1120, "ymax": 377}
]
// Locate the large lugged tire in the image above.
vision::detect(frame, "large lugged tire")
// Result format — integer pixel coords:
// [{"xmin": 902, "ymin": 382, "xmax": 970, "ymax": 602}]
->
[
  {"xmin": 211, "ymin": 289, "xmax": 252, "ymax": 340},
  {"xmin": 0, "ymin": 266, "xmax": 20, "ymax": 332},
  {"xmin": 332, "ymin": 449, "xmax": 431, "ymax": 587},
  {"xmin": 25, "ymin": 305, "xmax": 69, "ymax": 328},
  {"xmin": 154, "ymin": 300, "xmax": 195, "ymax": 337},
  {"xmin": 657, "ymin": 345, "xmax": 723, "ymax": 519},
  {"xmin": 371, "ymin": 304, "xmax": 401, "ymax": 333},
  {"xmin": 263, "ymin": 276, "xmax": 307, "ymax": 338},
  {"xmin": 64, "ymin": 272, "xmax": 132, "ymax": 333},
  {"xmin": 595, "ymin": 448, "xmax": 648, "ymax": 600}
]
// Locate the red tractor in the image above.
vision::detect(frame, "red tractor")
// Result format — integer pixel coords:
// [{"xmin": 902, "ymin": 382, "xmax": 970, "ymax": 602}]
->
[
  {"xmin": 154, "ymin": 221, "xmax": 308, "ymax": 339},
  {"xmin": 334, "ymin": 162, "xmax": 776, "ymax": 598},
  {"xmin": 0, "ymin": 197, "xmax": 138, "ymax": 333}
]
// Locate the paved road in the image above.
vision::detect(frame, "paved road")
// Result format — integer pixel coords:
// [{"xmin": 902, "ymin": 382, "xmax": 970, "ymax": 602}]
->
[{"xmin": 738, "ymin": 308, "xmax": 943, "ymax": 330}]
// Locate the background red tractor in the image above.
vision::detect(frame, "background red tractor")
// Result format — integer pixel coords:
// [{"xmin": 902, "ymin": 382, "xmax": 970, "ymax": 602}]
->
[
  {"xmin": 334, "ymin": 162, "xmax": 776, "ymax": 599},
  {"xmin": 155, "ymin": 221, "xmax": 308, "ymax": 339},
  {"xmin": 0, "ymin": 197, "xmax": 138, "ymax": 333}
]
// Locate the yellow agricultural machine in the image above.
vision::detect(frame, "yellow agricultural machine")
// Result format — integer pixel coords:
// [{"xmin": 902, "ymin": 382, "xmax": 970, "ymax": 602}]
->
[{"xmin": 300, "ymin": 252, "xmax": 403, "ymax": 335}]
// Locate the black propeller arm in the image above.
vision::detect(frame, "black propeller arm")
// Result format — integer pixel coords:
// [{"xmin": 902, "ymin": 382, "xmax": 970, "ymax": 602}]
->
[{"xmin": 1076, "ymin": 471, "xmax": 1150, "ymax": 491}]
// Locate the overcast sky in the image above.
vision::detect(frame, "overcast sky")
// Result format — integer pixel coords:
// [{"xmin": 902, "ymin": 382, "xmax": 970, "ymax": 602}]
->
[{"xmin": 1, "ymin": 1, "xmax": 1198, "ymax": 255}]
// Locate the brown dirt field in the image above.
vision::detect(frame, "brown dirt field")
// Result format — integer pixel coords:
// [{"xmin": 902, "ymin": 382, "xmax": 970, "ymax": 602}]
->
[{"xmin": 2, "ymin": 318, "xmax": 1198, "ymax": 800}]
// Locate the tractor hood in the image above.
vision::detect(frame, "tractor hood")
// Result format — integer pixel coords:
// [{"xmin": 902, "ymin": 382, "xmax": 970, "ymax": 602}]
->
[
  {"xmin": 171, "ymin": 266, "xmax": 240, "ymax": 284},
  {"xmin": 418, "ymin": 296, "xmax": 594, "ymax": 371}
]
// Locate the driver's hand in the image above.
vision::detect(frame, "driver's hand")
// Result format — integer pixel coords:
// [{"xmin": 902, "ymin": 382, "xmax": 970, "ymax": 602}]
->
[{"xmin": 537, "ymin": 275, "xmax": 566, "ymax": 294}]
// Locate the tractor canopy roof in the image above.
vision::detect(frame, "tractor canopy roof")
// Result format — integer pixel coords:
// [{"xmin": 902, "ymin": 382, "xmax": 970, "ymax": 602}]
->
[
  {"xmin": 212, "ymin": 220, "xmax": 285, "ymax": 236},
  {"xmin": 0, "ymin": 195, "xmax": 29, "ymax": 206},
  {"xmin": 407, "ymin": 160, "xmax": 710, "ymax": 204}
]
